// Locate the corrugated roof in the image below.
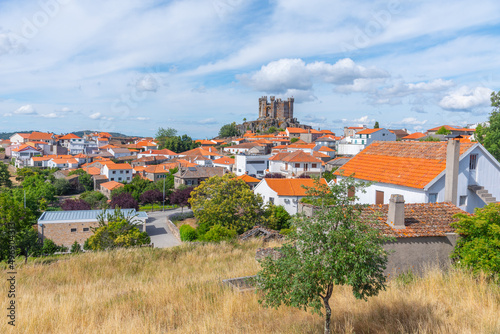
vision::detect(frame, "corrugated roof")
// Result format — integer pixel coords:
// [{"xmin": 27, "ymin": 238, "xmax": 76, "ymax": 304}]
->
[{"xmin": 38, "ymin": 209, "xmax": 147, "ymax": 223}]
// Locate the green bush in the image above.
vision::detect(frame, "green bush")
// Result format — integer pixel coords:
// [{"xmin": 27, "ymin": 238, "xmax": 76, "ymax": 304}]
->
[
  {"xmin": 280, "ymin": 227, "xmax": 295, "ymax": 236},
  {"xmin": 41, "ymin": 239, "xmax": 61, "ymax": 255},
  {"xmin": 179, "ymin": 224, "xmax": 197, "ymax": 241},
  {"xmin": 70, "ymin": 241, "xmax": 81, "ymax": 253},
  {"xmin": 201, "ymin": 224, "xmax": 236, "ymax": 242}
]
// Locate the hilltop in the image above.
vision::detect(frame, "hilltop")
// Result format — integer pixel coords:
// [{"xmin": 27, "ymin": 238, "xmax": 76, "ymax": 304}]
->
[
  {"xmin": 1, "ymin": 241, "xmax": 498, "ymax": 334},
  {"xmin": 0, "ymin": 130, "xmax": 131, "ymax": 140}
]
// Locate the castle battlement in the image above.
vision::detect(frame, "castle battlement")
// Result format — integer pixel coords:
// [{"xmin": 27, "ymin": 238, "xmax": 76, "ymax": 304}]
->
[{"xmin": 258, "ymin": 96, "xmax": 294, "ymax": 120}]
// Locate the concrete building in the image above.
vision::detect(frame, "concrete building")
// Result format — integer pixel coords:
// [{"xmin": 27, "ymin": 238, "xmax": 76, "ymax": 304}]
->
[
  {"xmin": 37, "ymin": 209, "xmax": 148, "ymax": 248},
  {"xmin": 351, "ymin": 128, "xmax": 397, "ymax": 146},
  {"xmin": 102, "ymin": 163, "xmax": 133, "ymax": 183},
  {"xmin": 235, "ymin": 154, "xmax": 272, "ymax": 177},
  {"xmin": 268, "ymin": 150, "xmax": 324, "ymax": 177},
  {"xmin": 334, "ymin": 140, "xmax": 500, "ymax": 213},
  {"xmin": 173, "ymin": 166, "xmax": 228, "ymax": 189}
]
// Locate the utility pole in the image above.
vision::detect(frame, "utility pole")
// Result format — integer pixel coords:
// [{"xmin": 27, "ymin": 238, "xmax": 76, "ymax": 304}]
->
[{"xmin": 162, "ymin": 175, "xmax": 166, "ymax": 211}]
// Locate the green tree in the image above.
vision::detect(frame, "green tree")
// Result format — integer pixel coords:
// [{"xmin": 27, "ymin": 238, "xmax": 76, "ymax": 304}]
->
[
  {"xmin": 451, "ymin": 203, "xmax": 500, "ymax": 277},
  {"xmin": 374, "ymin": 121, "xmax": 380, "ymax": 129},
  {"xmin": 69, "ymin": 170, "xmax": 94, "ymax": 192},
  {"xmin": 218, "ymin": 122, "xmax": 240, "ymax": 138},
  {"xmin": 420, "ymin": 136, "xmax": 440, "ymax": 142},
  {"xmin": 160, "ymin": 134, "xmax": 200, "ymax": 153},
  {"xmin": 263, "ymin": 204, "xmax": 291, "ymax": 231},
  {"xmin": 436, "ymin": 126, "xmax": 451, "ymax": 135},
  {"xmin": 257, "ymin": 177, "xmax": 391, "ymax": 334},
  {"xmin": 70, "ymin": 241, "xmax": 82, "ymax": 253},
  {"xmin": 156, "ymin": 127, "xmax": 178, "ymax": 139},
  {"xmin": 0, "ymin": 163, "xmax": 12, "ymax": 188},
  {"xmin": 79, "ymin": 191, "xmax": 107, "ymax": 209},
  {"xmin": 475, "ymin": 91, "xmax": 500, "ymax": 160},
  {"xmin": 189, "ymin": 174, "xmax": 263, "ymax": 234},
  {"xmin": 86, "ymin": 210, "xmax": 150, "ymax": 250},
  {"xmin": 53, "ymin": 178, "xmax": 71, "ymax": 196},
  {"xmin": 201, "ymin": 224, "xmax": 237, "ymax": 242},
  {"xmin": 290, "ymin": 137, "xmax": 299, "ymax": 143}
]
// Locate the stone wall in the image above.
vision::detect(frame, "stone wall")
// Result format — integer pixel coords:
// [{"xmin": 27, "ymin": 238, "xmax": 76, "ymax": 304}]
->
[
  {"xmin": 166, "ymin": 219, "xmax": 181, "ymax": 243},
  {"xmin": 40, "ymin": 221, "xmax": 99, "ymax": 247}
]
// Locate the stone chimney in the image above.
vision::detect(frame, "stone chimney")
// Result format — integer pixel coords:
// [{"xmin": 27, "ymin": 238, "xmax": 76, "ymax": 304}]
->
[
  {"xmin": 387, "ymin": 194, "xmax": 405, "ymax": 229},
  {"xmin": 444, "ymin": 138, "xmax": 460, "ymax": 205}
]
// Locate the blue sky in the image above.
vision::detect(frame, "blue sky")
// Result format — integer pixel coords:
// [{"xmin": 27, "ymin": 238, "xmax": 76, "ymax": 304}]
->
[{"xmin": 1, "ymin": 0, "xmax": 499, "ymax": 138}]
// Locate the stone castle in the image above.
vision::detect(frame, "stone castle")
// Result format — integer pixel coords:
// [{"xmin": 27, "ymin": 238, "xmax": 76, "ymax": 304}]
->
[{"xmin": 258, "ymin": 96, "xmax": 294, "ymax": 120}]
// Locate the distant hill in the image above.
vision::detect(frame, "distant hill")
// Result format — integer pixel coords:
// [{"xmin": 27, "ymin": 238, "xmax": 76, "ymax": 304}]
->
[{"xmin": 0, "ymin": 130, "xmax": 131, "ymax": 140}]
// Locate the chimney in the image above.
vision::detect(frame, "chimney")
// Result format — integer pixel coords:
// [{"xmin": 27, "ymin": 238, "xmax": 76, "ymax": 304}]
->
[
  {"xmin": 444, "ymin": 138, "xmax": 460, "ymax": 205},
  {"xmin": 387, "ymin": 194, "xmax": 405, "ymax": 229}
]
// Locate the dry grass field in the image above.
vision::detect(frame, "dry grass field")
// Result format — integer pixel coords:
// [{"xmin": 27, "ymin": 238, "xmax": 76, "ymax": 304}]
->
[{"xmin": 1, "ymin": 240, "xmax": 499, "ymax": 334}]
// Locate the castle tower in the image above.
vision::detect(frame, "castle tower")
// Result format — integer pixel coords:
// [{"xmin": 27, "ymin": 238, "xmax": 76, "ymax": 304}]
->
[{"xmin": 257, "ymin": 96, "xmax": 294, "ymax": 120}]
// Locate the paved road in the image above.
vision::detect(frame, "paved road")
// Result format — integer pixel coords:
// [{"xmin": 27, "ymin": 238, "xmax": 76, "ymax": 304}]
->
[{"xmin": 142, "ymin": 208, "xmax": 192, "ymax": 248}]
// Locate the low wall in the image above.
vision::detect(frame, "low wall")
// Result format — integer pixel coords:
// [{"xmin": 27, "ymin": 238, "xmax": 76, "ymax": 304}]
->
[{"xmin": 166, "ymin": 219, "xmax": 181, "ymax": 243}]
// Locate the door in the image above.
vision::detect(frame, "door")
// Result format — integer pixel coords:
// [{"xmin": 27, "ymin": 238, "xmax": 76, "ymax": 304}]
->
[
  {"xmin": 469, "ymin": 154, "xmax": 478, "ymax": 185},
  {"xmin": 376, "ymin": 191, "xmax": 384, "ymax": 205}
]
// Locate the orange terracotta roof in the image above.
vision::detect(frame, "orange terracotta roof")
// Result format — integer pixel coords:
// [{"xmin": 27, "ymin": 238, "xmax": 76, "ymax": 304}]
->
[
  {"xmin": 175, "ymin": 159, "xmax": 198, "ymax": 168},
  {"xmin": 312, "ymin": 151, "xmax": 331, "ymax": 159},
  {"xmin": 236, "ymin": 174, "xmax": 260, "ymax": 183},
  {"xmin": 98, "ymin": 132, "xmax": 112, "ymax": 138},
  {"xmin": 213, "ymin": 157, "xmax": 235, "ymax": 165},
  {"xmin": 100, "ymin": 181, "xmax": 124, "ymax": 191},
  {"xmin": 320, "ymin": 130, "xmax": 335, "ymax": 134},
  {"xmin": 51, "ymin": 158, "xmax": 78, "ymax": 164},
  {"xmin": 347, "ymin": 126, "xmax": 364, "ymax": 129},
  {"xmin": 402, "ymin": 132, "xmax": 426, "ymax": 140},
  {"xmin": 180, "ymin": 147, "xmax": 218, "ymax": 156},
  {"xmin": 144, "ymin": 163, "xmax": 178, "ymax": 174},
  {"xmin": 195, "ymin": 140, "xmax": 216, "ymax": 145},
  {"xmin": 81, "ymin": 167, "xmax": 101, "ymax": 175},
  {"xmin": 286, "ymin": 127, "xmax": 308, "ymax": 134},
  {"xmin": 427, "ymin": 125, "xmax": 472, "ymax": 132},
  {"xmin": 356, "ymin": 128, "xmax": 382, "ymax": 135},
  {"xmin": 288, "ymin": 144, "xmax": 316, "ymax": 149},
  {"xmin": 263, "ymin": 178, "xmax": 328, "ymax": 196},
  {"xmin": 318, "ymin": 146, "xmax": 335, "ymax": 152},
  {"xmin": 72, "ymin": 153, "xmax": 87, "ymax": 158},
  {"xmin": 59, "ymin": 133, "xmax": 81, "ymax": 140},
  {"xmin": 270, "ymin": 150, "xmax": 323, "ymax": 163},
  {"xmin": 16, "ymin": 133, "xmax": 30, "ymax": 138},
  {"xmin": 31, "ymin": 157, "xmax": 51, "ymax": 161},
  {"xmin": 142, "ymin": 149, "xmax": 177, "ymax": 156},
  {"xmin": 13, "ymin": 144, "xmax": 41, "ymax": 152},
  {"xmin": 106, "ymin": 163, "xmax": 133, "ymax": 170},
  {"xmin": 45, "ymin": 154, "xmax": 74, "ymax": 159},
  {"xmin": 334, "ymin": 141, "xmax": 475, "ymax": 189},
  {"xmin": 97, "ymin": 137, "xmax": 109, "ymax": 141},
  {"xmin": 100, "ymin": 144, "xmax": 118, "ymax": 149},
  {"xmin": 28, "ymin": 131, "xmax": 53, "ymax": 140},
  {"xmin": 360, "ymin": 202, "xmax": 468, "ymax": 238}
]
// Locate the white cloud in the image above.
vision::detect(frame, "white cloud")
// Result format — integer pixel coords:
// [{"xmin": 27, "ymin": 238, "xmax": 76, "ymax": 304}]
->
[
  {"xmin": 396, "ymin": 117, "xmax": 428, "ymax": 125},
  {"xmin": 439, "ymin": 86, "xmax": 493, "ymax": 111},
  {"xmin": 136, "ymin": 117, "xmax": 150, "ymax": 121},
  {"xmin": 238, "ymin": 58, "xmax": 388, "ymax": 93},
  {"xmin": 14, "ymin": 104, "xmax": 36, "ymax": 115},
  {"xmin": 342, "ymin": 115, "xmax": 374, "ymax": 126},
  {"xmin": 40, "ymin": 113, "xmax": 58, "ymax": 118},
  {"xmin": 3, "ymin": 113, "xmax": 12, "ymax": 117},
  {"xmin": 89, "ymin": 112, "xmax": 102, "ymax": 119},
  {"xmin": 136, "ymin": 76, "xmax": 160, "ymax": 92},
  {"xmin": 197, "ymin": 118, "xmax": 217, "ymax": 125}
]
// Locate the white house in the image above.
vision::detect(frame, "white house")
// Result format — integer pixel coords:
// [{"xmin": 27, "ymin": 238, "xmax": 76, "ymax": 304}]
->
[
  {"xmin": 268, "ymin": 150, "xmax": 323, "ymax": 177},
  {"xmin": 9, "ymin": 133, "xmax": 30, "ymax": 145},
  {"xmin": 212, "ymin": 157, "xmax": 235, "ymax": 171},
  {"xmin": 68, "ymin": 138, "xmax": 97, "ymax": 155},
  {"xmin": 235, "ymin": 154, "xmax": 272, "ymax": 177},
  {"xmin": 11, "ymin": 144, "xmax": 43, "ymax": 167},
  {"xmin": 254, "ymin": 178, "xmax": 328, "ymax": 215},
  {"xmin": 107, "ymin": 147, "xmax": 132, "ymax": 158},
  {"xmin": 137, "ymin": 149, "xmax": 178, "ymax": 159},
  {"xmin": 223, "ymin": 142, "xmax": 264, "ymax": 155},
  {"xmin": 102, "ymin": 163, "xmax": 134, "ymax": 183},
  {"xmin": 334, "ymin": 140, "xmax": 500, "ymax": 214},
  {"xmin": 352, "ymin": 128, "xmax": 396, "ymax": 146},
  {"xmin": 47, "ymin": 158, "xmax": 79, "ymax": 169}
]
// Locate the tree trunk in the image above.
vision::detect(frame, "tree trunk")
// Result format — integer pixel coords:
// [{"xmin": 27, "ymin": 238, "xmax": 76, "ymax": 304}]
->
[{"xmin": 323, "ymin": 298, "xmax": 331, "ymax": 334}]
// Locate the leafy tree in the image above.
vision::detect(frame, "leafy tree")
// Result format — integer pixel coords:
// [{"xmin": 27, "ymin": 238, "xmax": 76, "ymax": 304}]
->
[
  {"xmin": 436, "ymin": 126, "xmax": 451, "ymax": 135},
  {"xmin": 322, "ymin": 170, "xmax": 335, "ymax": 182},
  {"xmin": 290, "ymin": 137, "xmax": 299, "ymax": 143},
  {"xmin": 22, "ymin": 174, "xmax": 56, "ymax": 203},
  {"xmin": 218, "ymin": 122, "xmax": 240, "ymax": 138},
  {"xmin": 189, "ymin": 174, "xmax": 263, "ymax": 234},
  {"xmin": 110, "ymin": 192, "xmax": 139, "ymax": 210},
  {"xmin": 86, "ymin": 210, "xmax": 150, "ymax": 250},
  {"xmin": 169, "ymin": 186, "xmax": 194, "ymax": 212},
  {"xmin": 419, "ymin": 136, "xmax": 441, "ymax": 142},
  {"xmin": 79, "ymin": 191, "xmax": 107, "ymax": 209},
  {"xmin": 53, "ymin": 178, "xmax": 71, "ymax": 196},
  {"xmin": 267, "ymin": 126, "xmax": 277, "ymax": 133},
  {"xmin": 264, "ymin": 173, "xmax": 285, "ymax": 179},
  {"xmin": 140, "ymin": 189, "xmax": 163, "ymax": 205},
  {"xmin": 68, "ymin": 169, "xmax": 93, "ymax": 191},
  {"xmin": 41, "ymin": 238, "xmax": 61, "ymax": 255},
  {"xmin": 451, "ymin": 203, "xmax": 500, "ymax": 277},
  {"xmin": 61, "ymin": 199, "xmax": 91, "ymax": 211},
  {"xmin": 257, "ymin": 177, "xmax": 391, "ymax": 334},
  {"xmin": 243, "ymin": 118, "xmax": 247, "ymax": 122},
  {"xmin": 201, "ymin": 224, "xmax": 237, "ymax": 242},
  {"xmin": 475, "ymin": 91, "xmax": 500, "ymax": 160},
  {"xmin": 262, "ymin": 204, "xmax": 291, "ymax": 231},
  {"xmin": 159, "ymin": 134, "xmax": 199, "ymax": 153},
  {"xmin": 0, "ymin": 163, "xmax": 12, "ymax": 187},
  {"xmin": 156, "ymin": 127, "xmax": 178, "ymax": 139},
  {"xmin": 0, "ymin": 193, "xmax": 38, "ymax": 262},
  {"xmin": 374, "ymin": 121, "xmax": 380, "ymax": 129}
]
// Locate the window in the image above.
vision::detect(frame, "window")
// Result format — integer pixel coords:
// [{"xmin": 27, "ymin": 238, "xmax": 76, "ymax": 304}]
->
[
  {"xmin": 71, "ymin": 228, "xmax": 77, "ymax": 232},
  {"xmin": 83, "ymin": 228, "xmax": 89, "ymax": 232},
  {"xmin": 312, "ymin": 164, "xmax": 317, "ymax": 168},
  {"xmin": 459, "ymin": 196, "xmax": 467, "ymax": 206},
  {"xmin": 269, "ymin": 197, "xmax": 274, "ymax": 204},
  {"xmin": 127, "ymin": 177, "xmax": 130, "ymax": 181},
  {"xmin": 120, "ymin": 170, "xmax": 123, "ymax": 174},
  {"xmin": 469, "ymin": 154, "xmax": 478, "ymax": 170},
  {"xmin": 376, "ymin": 190, "xmax": 384, "ymax": 205},
  {"xmin": 118, "ymin": 177, "xmax": 122, "ymax": 181},
  {"xmin": 112, "ymin": 171, "xmax": 116, "ymax": 174},
  {"xmin": 429, "ymin": 193, "xmax": 437, "ymax": 203},
  {"xmin": 295, "ymin": 163, "xmax": 300, "ymax": 168},
  {"xmin": 111, "ymin": 178, "xmax": 114, "ymax": 181}
]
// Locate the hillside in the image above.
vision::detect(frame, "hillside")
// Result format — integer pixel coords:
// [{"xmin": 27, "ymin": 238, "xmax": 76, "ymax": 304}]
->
[
  {"xmin": 1, "ymin": 241, "xmax": 499, "ymax": 334},
  {"xmin": 0, "ymin": 130, "xmax": 130, "ymax": 140}
]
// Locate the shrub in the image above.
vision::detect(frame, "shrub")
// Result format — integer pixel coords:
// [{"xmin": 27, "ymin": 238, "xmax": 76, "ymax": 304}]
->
[
  {"xmin": 179, "ymin": 224, "xmax": 197, "ymax": 241},
  {"xmin": 201, "ymin": 224, "xmax": 236, "ymax": 242},
  {"xmin": 61, "ymin": 199, "xmax": 91, "ymax": 211},
  {"xmin": 110, "ymin": 192, "xmax": 139, "ymax": 210},
  {"xmin": 53, "ymin": 178, "xmax": 71, "ymax": 196},
  {"xmin": 70, "ymin": 241, "xmax": 81, "ymax": 253},
  {"xmin": 42, "ymin": 239, "xmax": 61, "ymax": 255}
]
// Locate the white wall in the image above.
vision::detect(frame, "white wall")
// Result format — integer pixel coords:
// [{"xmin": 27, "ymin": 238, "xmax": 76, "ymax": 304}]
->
[
  {"xmin": 253, "ymin": 180, "xmax": 301, "ymax": 215},
  {"xmin": 337, "ymin": 143, "xmax": 364, "ymax": 156},
  {"xmin": 235, "ymin": 154, "xmax": 270, "ymax": 176}
]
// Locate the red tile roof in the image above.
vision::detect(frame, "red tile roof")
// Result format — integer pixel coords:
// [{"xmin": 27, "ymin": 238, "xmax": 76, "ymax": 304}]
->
[
  {"xmin": 59, "ymin": 133, "xmax": 81, "ymax": 140},
  {"xmin": 286, "ymin": 127, "xmax": 308, "ymax": 134},
  {"xmin": 334, "ymin": 141, "xmax": 475, "ymax": 189},
  {"xmin": 28, "ymin": 131, "xmax": 54, "ymax": 140},
  {"xmin": 213, "ymin": 157, "xmax": 235, "ymax": 165},
  {"xmin": 263, "ymin": 178, "xmax": 328, "ymax": 196},
  {"xmin": 318, "ymin": 146, "xmax": 335, "ymax": 152},
  {"xmin": 403, "ymin": 132, "xmax": 426, "ymax": 140},
  {"xmin": 100, "ymin": 181, "xmax": 124, "ymax": 191},
  {"xmin": 236, "ymin": 174, "xmax": 260, "ymax": 183},
  {"xmin": 106, "ymin": 163, "xmax": 133, "ymax": 170},
  {"xmin": 356, "ymin": 128, "xmax": 382, "ymax": 135},
  {"xmin": 269, "ymin": 150, "xmax": 323, "ymax": 163},
  {"xmin": 360, "ymin": 202, "xmax": 468, "ymax": 237}
]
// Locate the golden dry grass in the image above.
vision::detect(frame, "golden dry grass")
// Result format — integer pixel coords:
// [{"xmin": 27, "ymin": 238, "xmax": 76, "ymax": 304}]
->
[{"xmin": 1, "ymin": 240, "xmax": 499, "ymax": 334}]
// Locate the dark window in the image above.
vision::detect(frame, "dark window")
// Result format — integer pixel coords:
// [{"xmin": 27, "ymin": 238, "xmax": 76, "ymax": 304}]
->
[
  {"xmin": 459, "ymin": 196, "xmax": 467, "ymax": 206},
  {"xmin": 112, "ymin": 171, "xmax": 116, "ymax": 174},
  {"xmin": 295, "ymin": 163, "xmax": 300, "ymax": 168},
  {"xmin": 83, "ymin": 228, "xmax": 89, "ymax": 232},
  {"xmin": 469, "ymin": 154, "xmax": 478, "ymax": 170},
  {"xmin": 269, "ymin": 197, "xmax": 274, "ymax": 204},
  {"xmin": 71, "ymin": 228, "xmax": 77, "ymax": 232},
  {"xmin": 376, "ymin": 191, "xmax": 384, "ymax": 205},
  {"xmin": 312, "ymin": 163, "xmax": 317, "ymax": 168},
  {"xmin": 429, "ymin": 193, "xmax": 437, "ymax": 203}
]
